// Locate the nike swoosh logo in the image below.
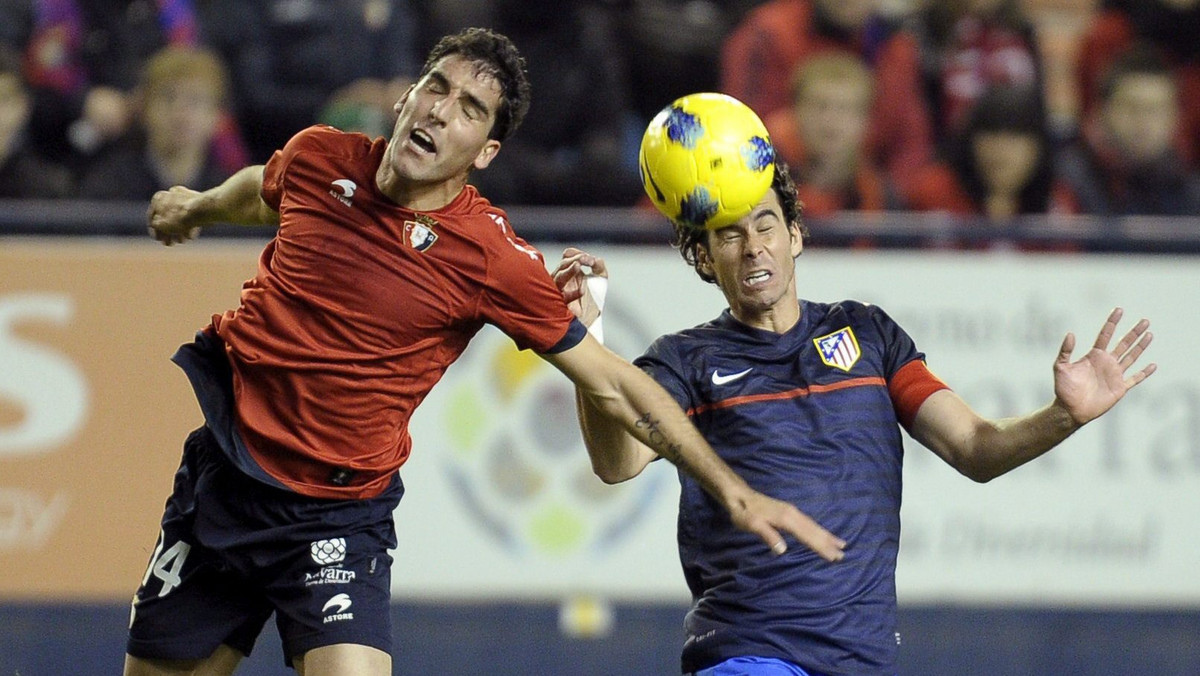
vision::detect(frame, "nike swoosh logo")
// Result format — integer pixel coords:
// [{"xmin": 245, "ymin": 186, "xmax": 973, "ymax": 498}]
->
[{"xmin": 711, "ymin": 368, "xmax": 753, "ymax": 385}]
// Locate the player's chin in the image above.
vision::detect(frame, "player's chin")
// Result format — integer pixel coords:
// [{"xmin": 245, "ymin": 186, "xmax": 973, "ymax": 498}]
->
[
  {"xmin": 389, "ymin": 156, "xmax": 434, "ymax": 184},
  {"xmin": 737, "ymin": 287, "xmax": 784, "ymax": 311}
]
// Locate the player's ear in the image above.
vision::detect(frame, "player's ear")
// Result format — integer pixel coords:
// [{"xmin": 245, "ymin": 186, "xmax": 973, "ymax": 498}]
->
[
  {"xmin": 789, "ymin": 222, "xmax": 803, "ymax": 258},
  {"xmin": 395, "ymin": 83, "xmax": 416, "ymax": 112},
  {"xmin": 696, "ymin": 245, "xmax": 714, "ymax": 277},
  {"xmin": 473, "ymin": 139, "xmax": 502, "ymax": 170}
]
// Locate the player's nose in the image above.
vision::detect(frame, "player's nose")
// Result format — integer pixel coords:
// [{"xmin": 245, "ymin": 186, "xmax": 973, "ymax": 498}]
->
[{"xmin": 428, "ymin": 96, "xmax": 450, "ymax": 123}]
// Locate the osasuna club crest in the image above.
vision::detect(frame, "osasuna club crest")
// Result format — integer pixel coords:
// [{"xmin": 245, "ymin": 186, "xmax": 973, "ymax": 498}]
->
[
  {"xmin": 404, "ymin": 215, "xmax": 439, "ymax": 252},
  {"xmin": 814, "ymin": 326, "xmax": 861, "ymax": 372}
]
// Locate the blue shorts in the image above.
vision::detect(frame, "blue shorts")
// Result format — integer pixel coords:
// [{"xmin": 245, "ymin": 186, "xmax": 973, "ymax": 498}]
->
[
  {"xmin": 126, "ymin": 426, "xmax": 403, "ymax": 665},
  {"xmin": 693, "ymin": 656, "xmax": 818, "ymax": 676}
]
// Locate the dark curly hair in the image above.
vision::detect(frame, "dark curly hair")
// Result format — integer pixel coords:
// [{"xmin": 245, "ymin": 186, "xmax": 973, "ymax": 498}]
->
[
  {"xmin": 670, "ymin": 160, "xmax": 808, "ymax": 284},
  {"xmin": 420, "ymin": 28, "xmax": 531, "ymax": 142}
]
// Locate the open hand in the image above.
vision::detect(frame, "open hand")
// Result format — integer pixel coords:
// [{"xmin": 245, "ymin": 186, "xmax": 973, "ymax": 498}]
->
[{"xmin": 1053, "ymin": 307, "xmax": 1156, "ymax": 425}]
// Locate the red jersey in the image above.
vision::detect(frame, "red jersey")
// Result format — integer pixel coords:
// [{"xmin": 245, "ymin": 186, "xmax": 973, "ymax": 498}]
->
[{"xmin": 210, "ymin": 126, "xmax": 578, "ymax": 499}]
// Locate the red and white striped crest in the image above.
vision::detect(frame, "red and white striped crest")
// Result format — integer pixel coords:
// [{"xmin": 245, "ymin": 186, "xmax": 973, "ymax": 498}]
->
[{"xmin": 813, "ymin": 327, "xmax": 861, "ymax": 372}]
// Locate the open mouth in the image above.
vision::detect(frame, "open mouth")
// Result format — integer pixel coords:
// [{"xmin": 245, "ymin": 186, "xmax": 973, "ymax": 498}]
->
[
  {"xmin": 409, "ymin": 128, "xmax": 437, "ymax": 154},
  {"xmin": 745, "ymin": 270, "xmax": 771, "ymax": 286}
]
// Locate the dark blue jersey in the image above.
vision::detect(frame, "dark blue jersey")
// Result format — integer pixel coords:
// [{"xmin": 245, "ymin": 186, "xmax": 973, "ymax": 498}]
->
[{"xmin": 636, "ymin": 300, "xmax": 944, "ymax": 676}]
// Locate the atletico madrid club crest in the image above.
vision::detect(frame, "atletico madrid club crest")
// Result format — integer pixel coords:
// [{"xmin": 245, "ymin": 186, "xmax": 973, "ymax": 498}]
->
[
  {"xmin": 814, "ymin": 327, "xmax": 861, "ymax": 372},
  {"xmin": 404, "ymin": 215, "xmax": 439, "ymax": 252}
]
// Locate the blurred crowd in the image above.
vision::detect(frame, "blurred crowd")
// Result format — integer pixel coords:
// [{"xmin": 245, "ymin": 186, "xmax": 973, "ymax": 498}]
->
[{"xmin": 1, "ymin": 0, "xmax": 1198, "ymax": 224}]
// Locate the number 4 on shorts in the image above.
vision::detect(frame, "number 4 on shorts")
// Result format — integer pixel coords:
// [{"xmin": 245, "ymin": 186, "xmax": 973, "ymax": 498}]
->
[{"xmin": 140, "ymin": 530, "xmax": 193, "ymax": 598}]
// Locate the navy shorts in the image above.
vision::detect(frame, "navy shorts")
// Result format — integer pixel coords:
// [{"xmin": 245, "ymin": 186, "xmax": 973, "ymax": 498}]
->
[{"xmin": 127, "ymin": 426, "xmax": 403, "ymax": 665}]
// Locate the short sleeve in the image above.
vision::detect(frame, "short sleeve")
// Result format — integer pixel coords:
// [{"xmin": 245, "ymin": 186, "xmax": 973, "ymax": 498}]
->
[
  {"xmin": 867, "ymin": 305, "xmax": 951, "ymax": 427},
  {"xmin": 479, "ymin": 237, "xmax": 576, "ymax": 353},
  {"xmin": 867, "ymin": 305, "xmax": 925, "ymax": 379},
  {"xmin": 260, "ymin": 130, "xmax": 311, "ymax": 210},
  {"xmin": 634, "ymin": 337, "xmax": 695, "ymax": 414}
]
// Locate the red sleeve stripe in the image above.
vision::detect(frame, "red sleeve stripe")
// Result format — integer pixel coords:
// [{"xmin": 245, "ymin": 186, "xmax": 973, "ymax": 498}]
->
[
  {"xmin": 889, "ymin": 359, "xmax": 950, "ymax": 429},
  {"xmin": 687, "ymin": 377, "xmax": 887, "ymax": 417}
]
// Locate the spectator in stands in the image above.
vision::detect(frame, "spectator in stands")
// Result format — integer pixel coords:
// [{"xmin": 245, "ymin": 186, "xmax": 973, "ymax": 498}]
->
[
  {"xmin": 1076, "ymin": 0, "xmax": 1200, "ymax": 168},
  {"xmin": 0, "ymin": 45, "xmax": 72, "ymax": 198},
  {"xmin": 1060, "ymin": 48, "xmax": 1200, "ymax": 216},
  {"xmin": 905, "ymin": 0, "xmax": 1045, "ymax": 148},
  {"xmin": 78, "ymin": 46, "xmax": 233, "ymax": 200},
  {"xmin": 720, "ymin": 0, "xmax": 933, "ymax": 195},
  {"xmin": 466, "ymin": 0, "xmax": 644, "ymax": 206},
  {"xmin": 0, "ymin": 0, "xmax": 247, "ymax": 174},
  {"xmin": 200, "ymin": 0, "xmax": 421, "ymax": 162},
  {"xmin": 765, "ymin": 53, "xmax": 900, "ymax": 218},
  {"xmin": 908, "ymin": 85, "xmax": 1076, "ymax": 224}
]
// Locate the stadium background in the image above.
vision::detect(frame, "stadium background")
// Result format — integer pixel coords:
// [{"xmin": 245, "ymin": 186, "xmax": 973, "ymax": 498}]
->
[
  {"xmin": 1, "ymin": 204, "xmax": 1198, "ymax": 675},
  {"xmin": 3, "ymin": 0, "xmax": 1200, "ymax": 671}
]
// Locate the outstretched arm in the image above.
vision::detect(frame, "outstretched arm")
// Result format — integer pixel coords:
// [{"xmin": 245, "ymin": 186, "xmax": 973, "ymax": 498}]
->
[
  {"xmin": 147, "ymin": 166, "xmax": 279, "ymax": 245},
  {"xmin": 911, "ymin": 308, "xmax": 1156, "ymax": 482},
  {"xmin": 548, "ymin": 248, "xmax": 846, "ymax": 562}
]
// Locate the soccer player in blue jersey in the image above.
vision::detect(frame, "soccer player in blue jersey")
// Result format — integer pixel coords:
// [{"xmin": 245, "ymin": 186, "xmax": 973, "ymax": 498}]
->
[{"xmin": 555, "ymin": 163, "xmax": 1156, "ymax": 676}]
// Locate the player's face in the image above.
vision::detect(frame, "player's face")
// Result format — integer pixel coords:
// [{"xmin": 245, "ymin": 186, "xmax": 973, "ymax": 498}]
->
[
  {"xmin": 698, "ymin": 189, "xmax": 803, "ymax": 328},
  {"xmin": 383, "ymin": 55, "xmax": 503, "ymax": 187}
]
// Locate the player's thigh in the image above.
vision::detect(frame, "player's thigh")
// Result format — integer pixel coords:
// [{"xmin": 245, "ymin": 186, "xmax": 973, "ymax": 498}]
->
[
  {"xmin": 270, "ymin": 532, "xmax": 394, "ymax": 664},
  {"xmin": 294, "ymin": 643, "xmax": 391, "ymax": 676},
  {"xmin": 123, "ymin": 644, "xmax": 243, "ymax": 676}
]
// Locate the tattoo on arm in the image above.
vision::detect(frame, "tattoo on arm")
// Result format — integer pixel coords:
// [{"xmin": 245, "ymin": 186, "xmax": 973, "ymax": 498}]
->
[{"xmin": 635, "ymin": 412, "xmax": 686, "ymax": 471}]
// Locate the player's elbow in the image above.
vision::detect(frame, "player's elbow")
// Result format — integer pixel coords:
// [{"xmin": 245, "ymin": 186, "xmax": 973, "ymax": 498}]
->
[
  {"xmin": 933, "ymin": 442, "xmax": 983, "ymax": 482},
  {"xmin": 588, "ymin": 452, "xmax": 642, "ymax": 485},
  {"xmin": 586, "ymin": 441, "xmax": 650, "ymax": 485},
  {"xmin": 948, "ymin": 449, "xmax": 1004, "ymax": 483},
  {"xmin": 593, "ymin": 464, "xmax": 636, "ymax": 485},
  {"xmin": 958, "ymin": 462, "xmax": 1001, "ymax": 484}
]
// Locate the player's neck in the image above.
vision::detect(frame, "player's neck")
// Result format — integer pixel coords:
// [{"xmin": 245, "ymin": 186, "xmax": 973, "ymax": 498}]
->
[
  {"xmin": 375, "ymin": 164, "xmax": 468, "ymax": 212},
  {"xmin": 731, "ymin": 296, "xmax": 801, "ymax": 335}
]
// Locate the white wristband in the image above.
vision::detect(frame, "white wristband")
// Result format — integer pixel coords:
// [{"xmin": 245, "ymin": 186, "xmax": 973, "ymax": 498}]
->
[{"xmin": 585, "ymin": 275, "xmax": 607, "ymax": 344}]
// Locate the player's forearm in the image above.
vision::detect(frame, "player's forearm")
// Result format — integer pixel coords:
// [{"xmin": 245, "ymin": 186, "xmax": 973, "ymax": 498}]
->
[
  {"xmin": 601, "ymin": 365, "xmax": 756, "ymax": 510},
  {"xmin": 189, "ymin": 166, "xmax": 278, "ymax": 228},
  {"xmin": 965, "ymin": 402, "xmax": 1080, "ymax": 481},
  {"xmin": 574, "ymin": 388, "xmax": 653, "ymax": 484}
]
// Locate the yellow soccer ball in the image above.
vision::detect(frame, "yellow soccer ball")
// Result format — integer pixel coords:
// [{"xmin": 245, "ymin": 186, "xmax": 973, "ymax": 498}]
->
[{"xmin": 638, "ymin": 92, "xmax": 776, "ymax": 230}]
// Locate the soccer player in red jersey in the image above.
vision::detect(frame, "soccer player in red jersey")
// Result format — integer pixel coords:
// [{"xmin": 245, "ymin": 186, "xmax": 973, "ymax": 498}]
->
[
  {"xmin": 555, "ymin": 164, "xmax": 1157, "ymax": 676},
  {"xmin": 127, "ymin": 29, "xmax": 846, "ymax": 676}
]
